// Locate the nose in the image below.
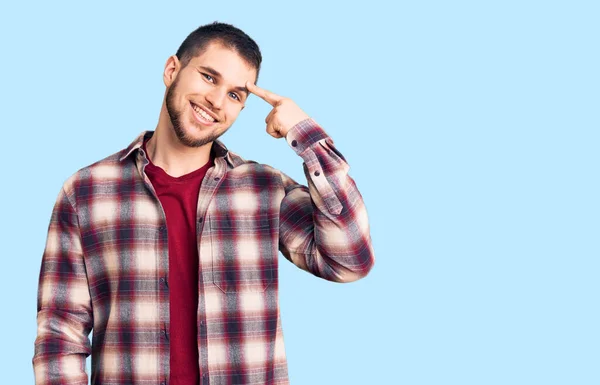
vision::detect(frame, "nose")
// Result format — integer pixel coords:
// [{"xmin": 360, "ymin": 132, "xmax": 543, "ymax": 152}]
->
[{"xmin": 205, "ymin": 87, "xmax": 226, "ymax": 110}]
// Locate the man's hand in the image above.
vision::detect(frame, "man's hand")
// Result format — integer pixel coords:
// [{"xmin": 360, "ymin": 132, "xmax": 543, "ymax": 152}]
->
[{"xmin": 246, "ymin": 81, "xmax": 310, "ymax": 139}]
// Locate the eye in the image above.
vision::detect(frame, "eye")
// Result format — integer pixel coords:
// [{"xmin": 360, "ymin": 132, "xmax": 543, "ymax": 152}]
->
[
  {"xmin": 201, "ymin": 73, "xmax": 215, "ymax": 83},
  {"xmin": 229, "ymin": 92, "xmax": 240, "ymax": 101}
]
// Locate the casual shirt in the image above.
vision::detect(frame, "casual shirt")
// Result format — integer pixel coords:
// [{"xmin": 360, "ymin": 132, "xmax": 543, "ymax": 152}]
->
[
  {"xmin": 142, "ymin": 137, "xmax": 214, "ymax": 385},
  {"xmin": 33, "ymin": 118, "xmax": 376, "ymax": 385}
]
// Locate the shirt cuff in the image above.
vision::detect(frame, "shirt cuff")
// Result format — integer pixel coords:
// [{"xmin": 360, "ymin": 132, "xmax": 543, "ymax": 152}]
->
[{"xmin": 285, "ymin": 118, "xmax": 329, "ymax": 154}]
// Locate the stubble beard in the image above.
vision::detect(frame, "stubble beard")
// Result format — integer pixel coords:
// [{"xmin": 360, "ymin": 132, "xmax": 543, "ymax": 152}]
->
[{"xmin": 165, "ymin": 78, "xmax": 225, "ymax": 148}]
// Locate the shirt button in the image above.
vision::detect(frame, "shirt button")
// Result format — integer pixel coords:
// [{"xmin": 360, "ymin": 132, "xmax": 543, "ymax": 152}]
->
[
  {"xmin": 159, "ymin": 225, "xmax": 166, "ymax": 231},
  {"xmin": 214, "ymin": 177, "xmax": 220, "ymax": 181},
  {"xmin": 198, "ymin": 217, "xmax": 203, "ymax": 223},
  {"xmin": 314, "ymin": 170, "xmax": 321, "ymax": 176},
  {"xmin": 291, "ymin": 139, "xmax": 298, "ymax": 147}
]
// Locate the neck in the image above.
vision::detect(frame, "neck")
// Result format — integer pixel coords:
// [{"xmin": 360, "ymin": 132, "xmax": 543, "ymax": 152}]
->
[{"xmin": 146, "ymin": 101, "xmax": 213, "ymax": 178}]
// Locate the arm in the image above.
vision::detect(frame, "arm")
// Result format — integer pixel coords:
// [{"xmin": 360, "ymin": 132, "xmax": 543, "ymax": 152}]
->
[
  {"xmin": 32, "ymin": 183, "xmax": 93, "ymax": 385},
  {"xmin": 278, "ymin": 118, "xmax": 375, "ymax": 282}
]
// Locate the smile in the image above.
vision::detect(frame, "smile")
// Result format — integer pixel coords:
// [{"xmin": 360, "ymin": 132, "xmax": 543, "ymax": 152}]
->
[{"xmin": 190, "ymin": 102, "xmax": 218, "ymax": 125}]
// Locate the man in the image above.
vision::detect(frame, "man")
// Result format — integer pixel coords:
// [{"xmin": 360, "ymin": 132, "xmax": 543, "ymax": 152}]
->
[{"xmin": 33, "ymin": 22, "xmax": 375, "ymax": 385}]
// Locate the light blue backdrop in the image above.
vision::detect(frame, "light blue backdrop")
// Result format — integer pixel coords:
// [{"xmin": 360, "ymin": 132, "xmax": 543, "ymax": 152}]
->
[{"xmin": 1, "ymin": 1, "xmax": 598, "ymax": 384}]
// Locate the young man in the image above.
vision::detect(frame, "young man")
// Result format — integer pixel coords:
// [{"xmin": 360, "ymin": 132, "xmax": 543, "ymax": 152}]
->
[{"xmin": 33, "ymin": 22, "xmax": 375, "ymax": 385}]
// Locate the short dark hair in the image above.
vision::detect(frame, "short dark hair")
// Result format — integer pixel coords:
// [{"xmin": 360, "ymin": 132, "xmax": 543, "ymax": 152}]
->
[{"xmin": 175, "ymin": 22, "xmax": 262, "ymax": 80}]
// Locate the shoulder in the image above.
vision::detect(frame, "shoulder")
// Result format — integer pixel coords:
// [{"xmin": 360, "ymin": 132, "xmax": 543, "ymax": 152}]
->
[
  {"xmin": 61, "ymin": 148, "xmax": 127, "ymax": 200},
  {"xmin": 224, "ymin": 148, "xmax": 287, "ymax": 188},
  {"xmin": 227, "ymin": 148, "xmax": 281, "ymax": 174}
]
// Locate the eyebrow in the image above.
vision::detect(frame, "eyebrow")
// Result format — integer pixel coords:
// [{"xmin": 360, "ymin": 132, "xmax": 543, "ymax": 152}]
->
[{"xmin": 198, "ymin": 65, "xmax": 249, "ymax": 98}]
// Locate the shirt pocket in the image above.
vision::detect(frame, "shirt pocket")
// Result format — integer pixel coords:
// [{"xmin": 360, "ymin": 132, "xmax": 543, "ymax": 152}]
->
[{"xmin": 210, "ymin": 213, "xmax": 277, "ymax": 293}]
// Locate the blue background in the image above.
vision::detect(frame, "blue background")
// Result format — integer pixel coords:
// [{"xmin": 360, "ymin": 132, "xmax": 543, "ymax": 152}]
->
[{"xmin": 1, "ymin": 1, "xmax": 598, "ymax": 384}]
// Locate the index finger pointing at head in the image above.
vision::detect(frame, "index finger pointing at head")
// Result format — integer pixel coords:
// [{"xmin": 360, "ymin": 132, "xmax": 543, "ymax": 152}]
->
[{"xmin": 246, "ymin": 81, "xmax": 282, "ymax": 106}]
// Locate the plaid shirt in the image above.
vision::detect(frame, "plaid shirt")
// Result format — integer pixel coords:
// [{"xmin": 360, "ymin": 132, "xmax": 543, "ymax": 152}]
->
[{"xmin": 33, "ymin": 118, "xmax": 375, "ymax": 385}]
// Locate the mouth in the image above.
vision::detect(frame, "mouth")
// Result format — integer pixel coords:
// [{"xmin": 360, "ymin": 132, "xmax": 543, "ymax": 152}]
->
[{"xmin": 190, "ymin": 101, "xmax": 219, "ymax": 126}]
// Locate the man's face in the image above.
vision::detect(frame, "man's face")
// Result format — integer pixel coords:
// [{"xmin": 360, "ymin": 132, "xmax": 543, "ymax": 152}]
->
[{"xmin": 165, "ymin": 42, "xmax": 257, "ymax": 148}]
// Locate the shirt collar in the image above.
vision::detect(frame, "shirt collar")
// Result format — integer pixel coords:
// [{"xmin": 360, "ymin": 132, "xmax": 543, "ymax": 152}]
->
[{"xmin": 119, "ymin": 130, "xmax": 233, "ymax": 166}]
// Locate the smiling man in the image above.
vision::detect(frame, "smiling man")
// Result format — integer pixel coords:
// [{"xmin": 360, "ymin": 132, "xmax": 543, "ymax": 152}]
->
[{"xmin": 32, "ymin": 22, "xmax": 375, "ymax": 385}]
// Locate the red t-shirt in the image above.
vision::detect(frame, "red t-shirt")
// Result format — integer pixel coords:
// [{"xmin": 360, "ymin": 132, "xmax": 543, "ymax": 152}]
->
[{"xmin": 142, "ymin": 138, "xmax": 214, "ymax": 385}]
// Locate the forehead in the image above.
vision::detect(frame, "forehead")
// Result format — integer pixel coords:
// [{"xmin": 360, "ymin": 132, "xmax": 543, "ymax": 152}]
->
[{"xmin": 188, "ymin": 42, "xmax": 257, "ymax": 82}]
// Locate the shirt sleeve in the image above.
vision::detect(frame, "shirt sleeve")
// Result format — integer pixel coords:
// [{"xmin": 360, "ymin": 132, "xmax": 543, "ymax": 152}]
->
[
  {"xmin": 32, "ymin": 183, "xmax": 93, "ymax": 385},
  {"xmin": 278, "ymin": 118, "xmax": 376, "ymax": 282}
]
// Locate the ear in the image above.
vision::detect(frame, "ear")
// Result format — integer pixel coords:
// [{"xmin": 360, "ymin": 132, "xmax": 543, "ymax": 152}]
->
[{"xmin": 163, "ymin": 55, "xmax": 181, "ymax": 87}]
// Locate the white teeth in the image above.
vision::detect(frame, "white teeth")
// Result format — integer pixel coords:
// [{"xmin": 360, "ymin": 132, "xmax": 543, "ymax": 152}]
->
[{"xmin": 192, "ymin": 104, "xmax": 215, "ymax": 122}]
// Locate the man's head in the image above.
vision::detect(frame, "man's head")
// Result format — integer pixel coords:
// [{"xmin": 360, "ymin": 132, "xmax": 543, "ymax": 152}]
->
[{"xmin": 163, "ymin": 22, "xmax": 262, "ymax": 148}]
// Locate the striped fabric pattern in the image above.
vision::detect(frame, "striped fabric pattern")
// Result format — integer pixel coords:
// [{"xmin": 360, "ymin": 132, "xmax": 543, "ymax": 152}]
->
[{"xmin": 33, "ymin": 118, "xmax": 375, "ymax": 385}]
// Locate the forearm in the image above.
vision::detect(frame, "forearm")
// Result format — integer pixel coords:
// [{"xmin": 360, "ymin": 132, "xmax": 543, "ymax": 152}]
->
[{"xmin": 279, "ymin": 119, "xmax": 375, "ymax": 282}]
